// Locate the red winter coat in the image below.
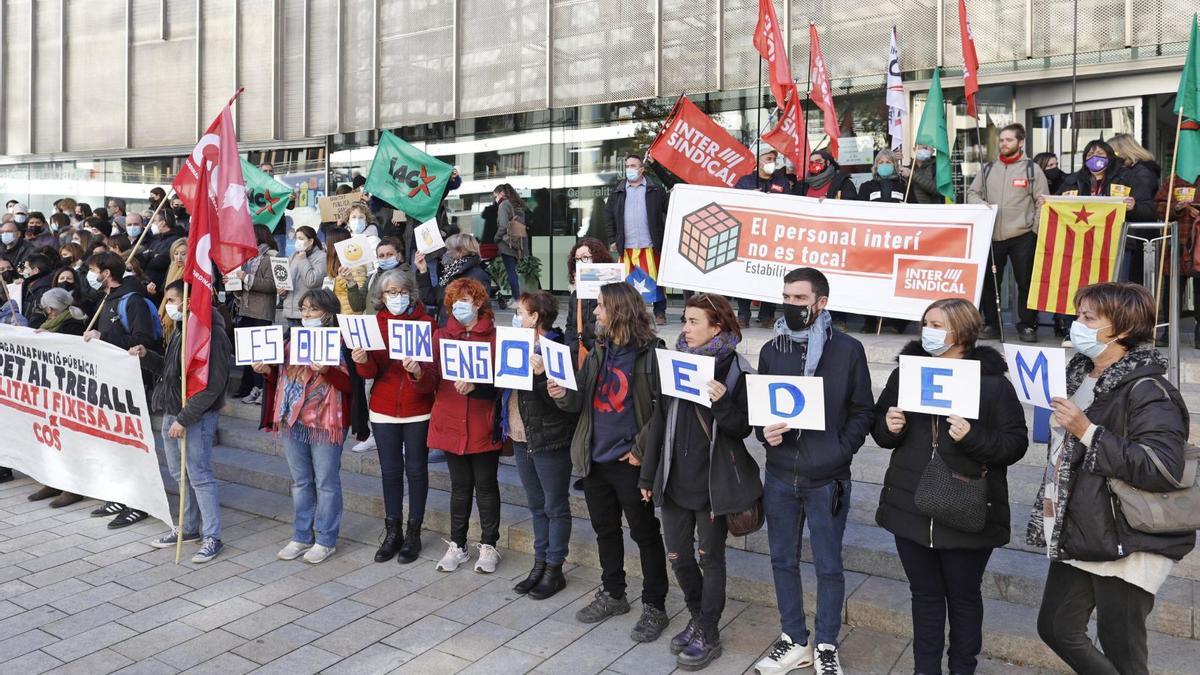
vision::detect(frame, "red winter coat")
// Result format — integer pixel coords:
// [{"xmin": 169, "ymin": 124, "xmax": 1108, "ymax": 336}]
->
[
  {"xmin": 420, "ymin": 312, "xmax": 501, "ymax": 455},
  {"xmin": 355, "ymin": 303, "xmax": 437, "ymax": 419}
]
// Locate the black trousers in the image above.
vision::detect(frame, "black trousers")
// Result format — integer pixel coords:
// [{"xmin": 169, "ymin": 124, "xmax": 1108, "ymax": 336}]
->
[
  {"xmin": 1037, "ymin": 560, "xmax": 1155, "ymax": 675},
  {"xmin": 895, "ymin": 536, "xmax": 993, "ymax": 675},
  {"xmin": 444, "ymin": 450, "xmax": 501, "ymax": 548},
  {"xmin": 661, "ymin": 497, "xmax": 728, "ymax": 634},
  {"xmin": 979, "ymin": 232, "xmax": 1039, "ymax": 331},
  {"xmin": 582, "ymin": 459, "xmax": 668, "ymax": 609}
]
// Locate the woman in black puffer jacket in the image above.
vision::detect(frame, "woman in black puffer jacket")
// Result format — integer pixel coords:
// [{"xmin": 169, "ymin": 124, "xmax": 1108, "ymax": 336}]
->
[
  {"xmin": 415, "ymin": 233, "xmax": 492, "ymax": 325},
  {"xmin": 873, "ymin": 298, "xmax": 1028, "ymax": 675}
]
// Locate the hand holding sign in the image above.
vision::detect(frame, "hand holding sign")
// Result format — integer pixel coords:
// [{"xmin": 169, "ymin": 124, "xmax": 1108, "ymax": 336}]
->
[
  {"xmin": 746, "ymin": 375, "xmax": 826, "ymax": 430},
  {"xmin": 655, "ymin": 349, "xmax": 716, "ymax": 407},
  {"xmin": 897, "ymin": 355, "xmax": 981, "ymax": 419},
  {"xmin": 334, "ymin": 236, "xmax": 376, "ymax": 270},
  {"xmin": 415, "ymin": 219, "xmax": 446, "ymax": 255},
  {"xmin": 1003, "ymin": 344, "xmax": 1066, "ymax": 408}
]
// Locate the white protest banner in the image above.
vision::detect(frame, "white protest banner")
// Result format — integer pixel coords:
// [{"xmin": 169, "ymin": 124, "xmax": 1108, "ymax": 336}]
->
[
  {"xmin": 658, "ymin": 184, "xmax": 997, "ymax": 321},
  {"xmin": 655, "ymin": 348, "xmax": 715, "ymax": 408},
  {"xmin": 235, "ymin": 325, "xmax": 285, "ymax": 366},
  {"xmin": 269, "ymin": 256, "xmax": 292, "ymax": 291},
  {"xmin": 387, "ymin": 319, "xmax": 434, "ymax": 362},
  {"xmin": 414, "ymin": 219, "xmax": 446, "ymax": 254},
  {"xmin": 746, "ymin": 375, "xmax": 826, "ymax": 430},
  {"xmin": 336, "ymin": 314, "xmax": 386, "ymax": 351},
  {"xmin": 334, "ymin": 235, "xmax": 376, "ymax": 270},
  {"xmin": 289, "ymin": 327, "xmax": 342, "ymax": 366},
  {"xmin": 0, "ymin": 325, "xmax": 171, "ymax": 525},
  {"xmin": 494, "ymin": 326, "xmax": 535, "ymax": 391},
  {"xmin": 540, "ymin": 338, "xmax": 577, "ymax": 391},
  {"xmin": 440, "ymin": 339, "xmax": 493, "ymax": 384},
  {"xmin": 1003, "ymin": 344, "xmax": 1067, "ymax": 409},
  {"xmin": 897, "ymin": 355, "xmax": 981, "ymax": 419},
  {"xmin": 576, "ymin": 263, "xmax": 625, "ymax": 300}
]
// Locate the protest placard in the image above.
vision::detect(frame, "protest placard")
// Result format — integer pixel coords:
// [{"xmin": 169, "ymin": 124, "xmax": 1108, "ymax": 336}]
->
[
  {"xmin": 269, "ymin": 256, "xmax": 292, "ymax": 291},
  {"xmin": 317, "ymin": 188, "xmax": 366, "ymax": 222},
  {"xmin": 576, "ymin": 263, "xmax": 625, "ymax": 300},
  {"xmin": 540, "ymin": 338, "xmax": 577, "ymax": 391},
  {"xmin": 386, "ymin": 319, "xmax": 434, "ymax": 362},
  {"xmin": 655, "ymin": 349, "xmax": 715, "ymax": 407},
  {"xmin": 334, "ymin": 235, "xmax": 377, "ymax": 270},
  {"xmin": 494, "ymin": 326, "xmax": 535, "ymax": 391},
  {"xmin": 337, "ymin": 314, "xmax": 386, "ymax": 351},
  {"xmin": 897, "ymin": 355, "xmax": 981, "ymax": 418},
  {"xmin": 234, "ymin": 325, "xmax": 285, "ymax": 366},
  {"xmin": 746, "ymin": 375, "xmax": 826, "ymax": 430},
  {"xmin": 440, "ymin": 339, "xmax": 493, "ymax": 383},
  {"xmin": 414, "ymin": 219, "xmax": 446, "ymax": 254},
  {"xmin": 1003, "ymin": 344, "xmax": 1067, "ymax": 409},
  {"xmin": 289, "ymin": 327, "xmax": 342, "ymax": 366}
]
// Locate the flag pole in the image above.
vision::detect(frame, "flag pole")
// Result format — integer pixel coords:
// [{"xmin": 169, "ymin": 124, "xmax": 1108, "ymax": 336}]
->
[
  {"xmin": 174, "ymin": 284, "xmax": 190, "ymax": 565},
  {"xmin": 83, "ymin": 191, "xmax": 175, "ymax": 335},
  {"xmin": 975, "ymin": 115, "xmax": 1006, "ymax": 343},
  {"xmin": 756, "ymin": 62, "xmax": 765, "ymax": 190},
  {"xmin": 1153, "ymin": 107, "xmax": 1185, "ymax": 331}
]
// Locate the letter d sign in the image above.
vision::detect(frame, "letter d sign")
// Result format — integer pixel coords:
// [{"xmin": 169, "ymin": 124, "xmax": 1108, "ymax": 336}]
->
[{"xmin": 768, "ymin": 383, "xmax": 805, "ymax": 417}]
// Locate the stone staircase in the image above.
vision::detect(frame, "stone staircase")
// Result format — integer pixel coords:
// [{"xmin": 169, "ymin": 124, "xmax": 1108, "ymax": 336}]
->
[{"xmin": 200, "ymin": 321, "xmax": 1200, "ymax": 673}]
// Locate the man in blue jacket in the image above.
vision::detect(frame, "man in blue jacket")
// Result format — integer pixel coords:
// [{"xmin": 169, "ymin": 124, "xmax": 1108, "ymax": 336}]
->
[{"xmin": 752, "ymin": 267, "xmax": 875, "ymax": 675}]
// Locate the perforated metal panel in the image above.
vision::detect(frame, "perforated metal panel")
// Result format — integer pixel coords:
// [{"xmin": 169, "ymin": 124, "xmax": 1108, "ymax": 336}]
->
[
  {"xmin": 340, "ymin": 0, "xmax": 375, "ymax": 132},
  {"xmin": 306, "ymin": 0, "xmax": 338, "ymax": 136},
  {"xmin": 551, "ymin": 0, "xmax": 656, "ymax": 108},
  {"xmin": 1033, "ymin": 0, "xmax": 1125, "ymax": 59},
  {"xmin": 378, "ymin": 0, "xmax": 455, "ymax": 128},
  {"xmin": 791, "ymin": 1, "xmax": 939, "ymax": 83},
  {"xmin": 32, "ymin": 0, "xmax": 61, "ymax": 154},
  {"xmin": 237, "ymin": 0, "xmax": 275, "ymax": 141},
  {"xmin": 458, "ymin": 0, "xmax": 548, "ymax": 118},
  {"xmin": 661, "ymin": 0, "xmax": 719, "ymax": 96},
  {"xmin": 200, "ymin": 0, "xmax": 237, "ymax": 130},
  {"xmin": 64, "ymin": 0, "xmax": 124, "ymax": 152},
  {"xmin": 942, "ymin": 0, "xmax": 1023, "ymax": 70},
  {"xmin": 130, "ymin": 0, "xmax": 197, "ymax": 149},
  {"xmin": 280, "ymin": 0, "xmax": 306, "ymax": 139},
  {"xmin": 1131, "ymin": 0, "xmax": 1191, "ymax": 50},
  {"xmin": 720, "ymin": 0, "xmax": 769, "ymax": 92},
  {"xmin": 4, "ymin": 0, "xmax": 31, "ymax": 156}
]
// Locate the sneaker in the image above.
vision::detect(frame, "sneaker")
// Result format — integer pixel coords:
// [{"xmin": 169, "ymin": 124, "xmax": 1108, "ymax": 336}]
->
[
  {"xmin": 575, "ymin": 589, "xmax": 631, "ymax": 624},
  {"xmin": 277, "ymin": 540, "xmax": 312, "ymax": 560},
  {"xmin": 436, "ymin": 540, "xmax": 470, "ymax": 572},
  {"xmin": 1018, "ymin": 327, "xmax": 1038, "ymax": 343},
  {"xmin": 151, "ymin": 530, "xmax": 201, "ymax": 549},
  {"xmin": 303, "ymin": 543, "xmax": 336, "ymax": 564},
  {"xmin": 814, "ymin": 643, "xmax": 843, "ymax": 675},
  {"xmin": 91, "ymin": 501, "xmax": 124, "ymax": 518},
  {"xmin": 241, "ymin": 387, "xmax": 263, "ymax": 405},
  {"xmin": 754, "ymin": 633, "xmax": 813, "ymax": 674},
  {"xmin": 630, "ymin": 604, "xmax": 670, "ymax": 643},
  {"xmin": 670, "ymin": 617, "xmax": 698, "ymax": 655},
  {"xmin": 474, "ymin": 543, "xmax": 501, "ymax": 574},
  {"xmin": 191, "ymin": 538, "xmax": 223, "ymax": 564},
  {"xmin": 107, "ymin": 508, "xmax": 149, "ymax": 529},
  {"xmin": 351, "ymin": 434, "xmax": 377, "ymax": 453}
]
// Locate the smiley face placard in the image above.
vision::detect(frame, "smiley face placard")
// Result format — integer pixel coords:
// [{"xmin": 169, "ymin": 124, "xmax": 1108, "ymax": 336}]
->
[{"xmin": 334, "ymin": 235, "xmax": 377, "ymax": 270}]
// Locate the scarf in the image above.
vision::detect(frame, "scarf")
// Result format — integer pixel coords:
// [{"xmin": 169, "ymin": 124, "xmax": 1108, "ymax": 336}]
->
[
  {"xmin": 273, "ymin": 363, "xmax": 348, "ymax": 446},
  {"xmin": 803, "ymin": 166, "xmax": 835, "ymax": 188},
  {"xmin": 244, "ymin": 243, "xmax": 275, "ymax": 282},
  {"xmin": 674, "ymin": 330, "xmax": 739, "ymax": 359},
  {"xmin": 771, "ymin": 309, "xmax": 832, "ymax": 376},
  {"xmin": 40, "ymin": 306, "xmax": 86, "ymax": 333},
  {"xmin": 999, "ymin": 151, "xmax": 1024, "ymax": 165},
  {"xmin": 439, "ymin": 253, "xmax": 479, "ymax": 287}
]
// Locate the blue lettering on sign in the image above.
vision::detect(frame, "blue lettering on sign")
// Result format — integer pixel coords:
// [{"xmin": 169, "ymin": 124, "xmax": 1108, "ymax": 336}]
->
[
  {"xmin": 1014, "ymin": 351, "xmax": 1051, "ymax": 404},
  {"xmin": 295, "ymin": 329, "xmax": 315, "ymax": 365},
  {"xmin": 321, "ymin": 331, "xmax": 339, "ymax": 361},
  {"xmin": 546, "ymin": 348, "xmax": 568, "ymax": 380},
  {"xmin": 344, "ymin": 318, "xmax": 369, "ymax": 349},
  {"xmin": 672, "ymin": 360, "xmax": 700, "ymax": 396},
  {"xmin": 390, "ymin": 321, "xmax": 433, "ymax": 359},
  {"xmin": 768, "ymin": 383, "xmax": 805, "ymax": 417},
  {"xmin": 443, "ymin": 342, "xmax": 492, "ymax": 381},
  {"xmin": 497, "ymin": 340, "xmax": 530, "ymax": 378},
  {"xmin": 442, "ymin": 342, "xmax": 462, "ymax": 379},
  {"xmin": 473, "ymin": 344, "xmax": 492, "ymax": 380},
  {"xmin": 920, "ymin": 367, "xmax": 954, "ymax": 408}
]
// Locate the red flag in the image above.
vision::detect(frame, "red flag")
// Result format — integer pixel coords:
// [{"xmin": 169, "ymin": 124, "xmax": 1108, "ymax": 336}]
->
[
  {"xmin": 171, "ymin": 91, "xmax": 255, "ymax": 398},
  {"xmin": 753, "ymin": 0, "xmax": 793, "ymax": 106},
  {"xmin": 808, "ymin": 23, "xmax": 840, "ymax": 159},
  {"xmin": 762, "ymin": 86, "xmax": 810, "ymax": 174},
  {"xmin": 648, "ymin": 96, "xmax": 756, "ymax": 188},
  {"xmin": 959, "ymin": 0, "xmax": 980, "ymax": 118}
]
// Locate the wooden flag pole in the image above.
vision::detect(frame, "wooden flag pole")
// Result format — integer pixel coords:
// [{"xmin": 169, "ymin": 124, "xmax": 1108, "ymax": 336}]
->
[
  {"xmin": 82, "ymin": 192, "xmax": 174, "ymax": 335},
  {"xmin": 1153, "ymin": 107, "xmax": 1186, "ymax": 331},
  {"xmin": 174, "ymin": 284, "xmax": 190, "ymax": 565}
]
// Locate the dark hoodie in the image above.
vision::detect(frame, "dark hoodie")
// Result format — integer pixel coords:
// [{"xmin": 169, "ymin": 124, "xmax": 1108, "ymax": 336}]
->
[
  {"xmin": 140, "ymin": 225, "xmax": 185, "ymax": 291},
  {"xmin": 145, "ymin": 308, "xmax": 231, "ymax": 426}
]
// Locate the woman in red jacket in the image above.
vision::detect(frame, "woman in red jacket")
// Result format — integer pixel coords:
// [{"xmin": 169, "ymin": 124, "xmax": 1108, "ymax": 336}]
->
[
  {"xmin": 422, "ymin": 277, "xmax": 503, "ymax": 574},
  {"xmin": 351, "ymin": 270, "xmax": 436, "ymax": 565}
]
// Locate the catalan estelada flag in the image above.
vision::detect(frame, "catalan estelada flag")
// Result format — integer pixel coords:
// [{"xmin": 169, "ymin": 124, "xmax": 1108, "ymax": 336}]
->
[{"xmin": 1027, "ymin": 198, "xmax": 1128, "ymax": 314}]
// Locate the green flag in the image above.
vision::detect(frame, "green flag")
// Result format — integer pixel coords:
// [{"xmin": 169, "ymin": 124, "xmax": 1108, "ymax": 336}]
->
[
  {"xmin": 240, "ymin": 158, "xmax": 292, "ymax": 232},
  {"xmin": 1175, "ymin": 15, "xmax": 1200, "ymax": 183},
  {"xmin": 364, "ymin": 130, "xmax": 453, "ymax": 222},
  {"xmin": 915, "ymin": 69, "xmax": 955, "ymax": 203}
]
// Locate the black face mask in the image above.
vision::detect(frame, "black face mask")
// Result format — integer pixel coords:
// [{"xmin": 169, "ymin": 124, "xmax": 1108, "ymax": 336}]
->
[
  {"xmin": 173, "ymin": 206, "xmax": 188, "ymax": 219},
  {"xmin": 1044, "ymin": 167, "xmax": 1064, "ymax": 183},
  {"xmin": 0, "ymin": 270, "xmax": 14, "ymax": 284},
  {"xmin": 58, "ymin": 281, "xmax": 75, "ymax": 292},
  {"xmin": 782, "ymin": 302, "xmax": 818, "ymax": 331}
]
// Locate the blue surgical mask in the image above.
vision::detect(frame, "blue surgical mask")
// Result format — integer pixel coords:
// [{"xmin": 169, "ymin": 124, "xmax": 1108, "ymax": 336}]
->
[
  {"xmin": 921, "ymin": 327, "xmax": 952, "ymax": 356},
  {"xmin": 452, "ymin": 300, "xmax": 476, "ymax": 324},
  {"xmin": 301, "ymin": 317, "xmax": 324, "ymax": 328},
  {"xmin": 512, "ymin": 313, "xmax": 524, "ymax": 328},
  {"xmin": 0, "ymin": 232, "xmax": 14, "ymax": 246},
  {"xmin": 1070, "ymin": 321, "xmax": 1113, "ymax": 359},
  {"xmin": 127, "ymin": 225, "xmax": 142, "ymax": 239},
  {"xmin": 915, "ymin": 149, "xmax": 932, "ymax": 162},
  {"xmin": 877, "ymin": 163, "xmax": 895, "ymax": 178},
  {"xmin": 86, "ymin": 269, "xmax": 103, "ymax": 289},
  {"xmin": 349, "ymin": 218, "xmax": 366, "ymax": 234},
  {"xmin": 377, "ymin": 258, "xmax": 399, "ymax": 271},
  {"xmin": 13, "ymin": 214, "xmax": 27, "ymax": 224},
  {"xmin": 385, "ymin": 294, "xmax": 410, "ymax": 315},
  {"xmin": 625, "ymin": 168, "xmax": 640, "ymax": 182}
]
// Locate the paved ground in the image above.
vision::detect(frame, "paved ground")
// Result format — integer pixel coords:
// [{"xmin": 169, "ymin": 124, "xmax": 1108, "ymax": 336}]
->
[{"xmin": 0, "ymin": 474, "xmax": 1050, "ymax": 675}]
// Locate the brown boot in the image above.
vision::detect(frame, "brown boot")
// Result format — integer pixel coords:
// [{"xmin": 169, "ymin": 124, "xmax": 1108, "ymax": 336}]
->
[
  {"xmin": 28, "ymin": 485, "xmax": 61, "ymax": 501},
  {"xmin": 49, "ymin": 492, "xmax": 83, "ymax": 508}
]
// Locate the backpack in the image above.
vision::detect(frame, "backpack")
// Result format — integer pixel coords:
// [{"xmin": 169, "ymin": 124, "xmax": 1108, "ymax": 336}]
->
[
  {"xmin": 503, "ymin": 209, "xmax": 527, "ymax": 259},
  {"xmin": 117, "ymin": 294, "xmax": 164, "ymax": 341},
  {"xmin": 980, "ymin": 158, "xmax": 1036, "ymax": 203}
]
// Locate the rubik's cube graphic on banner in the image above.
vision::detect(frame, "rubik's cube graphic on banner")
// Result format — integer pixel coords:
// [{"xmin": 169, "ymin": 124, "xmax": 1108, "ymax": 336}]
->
[{"xmin": 679, "ymin": 203, "xmax": 742, "ymax": 273}]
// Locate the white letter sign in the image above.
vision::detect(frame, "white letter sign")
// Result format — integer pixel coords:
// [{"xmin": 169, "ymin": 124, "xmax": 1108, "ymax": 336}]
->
[
  {"xmin": 386, "ymin": 319, "xmax": 434, "ymax": 362},
  {"xmin": 746, "ymin": 375, "xmax": 826, "ymax": 430},
  {"xmin": 1003, "ymin": 344, "xmax": 1067, "ymax": 408},
  {"xmin": 494, "ymin": 326, "xmax": 535, "ymax": 391},
  {"xmin": 336, "ymin": 314, "xmax": 386, "ymax": 351},
  {"xmin": 540, "ymin": 338, "xmax": 577, "ymax": 391},
  {"xmin": 289, "ymin": 327, "xmax": 342, "ymax": 367},
  {"xmin": 897, "ymin": 355, "xmax": 981, "ymax": 419},
  {"xmin": 440, "ymin": 339, "xmax": 493, "ymax": 384},
  {"xmin": 235, "ymin": 325, "xmax": 285, "ymax": 366},
  {"xmin": 655, "ymin": 349, "xmax": 715, "ymax": 408}
]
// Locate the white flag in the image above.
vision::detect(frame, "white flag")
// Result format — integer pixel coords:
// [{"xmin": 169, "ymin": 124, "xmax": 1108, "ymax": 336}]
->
[{"xmin": 887, "ymin": 26, "xmax": 907, "ymax": 151}]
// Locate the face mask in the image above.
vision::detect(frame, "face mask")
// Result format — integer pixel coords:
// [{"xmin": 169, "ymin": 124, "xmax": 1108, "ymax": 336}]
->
[
  {"xmin": 49, "ymin": 221, "xmax": 59, "ymax": 233},
  {"xmin": 762, "ymin": 161, "xmax": 777, "ymax": 175},
  {"xmin": 301, "ymin": 317, "xmax": 324, "ymax": 328},
  {"xmin": 782, "ymin": 302, "xmax": 817, "ymax": 331},
  {"xmin": 512, "ymin": 313, "xmax": 525, "ymax": 329},
  {"xmin": 14, "ymin": 214, "xmax": 27, "ymax": 224},
  {"xmin": 385, "ymin": 294, "xmax": 410, "ymax": 315},
  {"xmin": 915, "ymin": 149, "xmax": 932, "ymax": 161},
  {"xmin": 1085, "ymin": 155, "xmax": 1109, "ymax": 173},
  {"xmin": 808, "ymin": 162, "xmax": 826, "ymax": 175},
  {"xmin": 20, "ymin": 268, "xmax": 33, "ymax": 279},
  {"xmin": 349, "ymin": 218, "xmax": 366, "ymax": 234},
  {"xmin": 295, "ymin": 239, "xmax": 309, "ymax": 251},
  {"xmin": 127, "ymin": 225, "xmax": 142, "ymax": 239},
  {"xmin": 877, "ymin": 163, "xmax": 895, "ymax": 178},
  {"xmin": 58, "ymin": 281, "xmax": 74, "ymax": 292},
  {"xmin": 921, "ymin": 327, "xmax": 952, "ymax": 356},
  {"xmin": 165, "ymin": 303, "xmax": 184, "ymax": 322},
  {"xmin": 625, "ymin": 168, "xmax": 640, "ymax": 182},
  {"xmin": 173, "ymin": 206, "xmax": 188, "ymax": 219},
  {"xmin": 452, "ymin": 299, "xmax": 476, "ymax": 324},
  {"xmin": 1070, "ymin": 321, "xmax": 1113, "ymax": 359},
  {"xmin": 86, "ymin": 269, "xmax": 104, "ymax": 290},
  {"xmin": 1044, "ymin": 167, "xmax": 1064, "ymax": 182},
  {"xmin": 377, "ymin": 257, "xmax": 398, "ymax": 271},
  {"xmin": 0, "ymin": 232, "xmax": 14, "ymax": 246},
  {"xmin": 0, "ymin": 270, "xmax": 13, "ymax": 284}
]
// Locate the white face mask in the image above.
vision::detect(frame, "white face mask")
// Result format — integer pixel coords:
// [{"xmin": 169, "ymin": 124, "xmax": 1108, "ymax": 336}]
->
[
  {"xmin": 86, "ymin": 269, "xmax": 104, "ymax": 290},
  {"xmin": 762, "ymin": 161, "xmax": 777, "ymax": 175},
  {"xmin": 165, "ymin": 303, "xmax": 183, "ymax": 322},
  {"xmin": 295, "ymin": 238, "xmax": 309, "ymax": 251},
  {"xmin": 349, "ymin": 218, "xmax": 366, "ymax": 234},
  {"xmin": 301, "ymin": 317, "xmax": 324, "ymax": 328},
  {"xmin": 921, "ymin": 326, "xmax": 952, "ymax": 356}
]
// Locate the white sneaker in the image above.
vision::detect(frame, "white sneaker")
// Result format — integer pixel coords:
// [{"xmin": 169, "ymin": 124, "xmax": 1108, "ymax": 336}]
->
[
  {"xmin": 754, "ymin": 632, "xmax": 813, "ymax": 674},
  {"xmin": 474, "ymin": 544, "xmax": 501, "ymax": 574},
  {"xmin": 351, "ymin": 435, "xmax": 377, "ymax": 453},
  {"xmin": 814, "ymin": 643, "xmax": 843, "ymax": 675},
  {"xmin": 436, "ymin": 540, "xmax": 470, "ymax": 572},
  {"xmin": 303, "ymin": 543, "xmax": 336, "ymax": 564},
  {"xmin": 277, "ymin": 540, "xmax": 311, "ymax": 560},
  {"xmin": 241, "ymin": 387, "xmax": 263, "ymax": 405}
]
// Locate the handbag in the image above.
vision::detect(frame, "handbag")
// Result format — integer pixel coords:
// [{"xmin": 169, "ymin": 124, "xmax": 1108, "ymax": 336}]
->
[
  {"xmin": 691, "ymin": 370, "xmax": 765, "ymax": 537},
  {"xmin": 503, "ymin": 212, "xmax": 527, "ymax": 259},
  {"xmin": 914, "ymin": 417, "xmax": 989, "ymax": 534}
]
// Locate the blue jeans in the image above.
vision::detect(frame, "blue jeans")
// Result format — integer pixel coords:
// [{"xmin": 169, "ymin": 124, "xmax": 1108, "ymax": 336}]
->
[
  {"xmin": 501, "ymin": 254, "xmax": 521, "ymax": 298},
  {"xmin": 161, "ymin": 412, "xmax": 221, "ymax": 539},
  {"xmin": 763, "ymin": 473, "xmax": 851, "ymax": 646},
  {"xmin": 371, "ymin": 420, "xmax": 430, "ymax": 523},
  {"xmin": 512, "ymin": 443, "xmax": 572, "ymax": 565},
  {"xmin": 282, "ymin": 432, "xmax": 344, "ymax": 547}
]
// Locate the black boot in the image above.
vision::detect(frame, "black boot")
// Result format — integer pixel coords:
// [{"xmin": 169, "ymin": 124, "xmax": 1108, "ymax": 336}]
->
[
  {"xmin": 526, "ymin": 563, "xmax": 566, "ymax": 600},
  {"xmin": 676, "ymin": 624, "xmax": 722, "ymax": 671},
  {"xmin": 374, "ymin": 518, "xmax": 403, "ymax": 563},
  {"xmin": 0, "ymin": 467, "xmax": 12, "ymax": 483},
  {"xmin": 396, "ymin": 520, "xmax": 422, "ymax": 564},
  {"xmin": 513, "ymin": 560, "xmax": 546, "ymax": 594}
]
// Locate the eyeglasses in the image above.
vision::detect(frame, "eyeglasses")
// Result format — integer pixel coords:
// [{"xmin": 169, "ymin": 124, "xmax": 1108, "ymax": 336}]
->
[
  {"xmin": 694, "ymin": 293, "xmax": 720, "ymax": 312},
  {"xmin": 575, "ymin": 255, "xmax": 593, "ymax": 263},
  {"xmin": 382, "ymin": 290, "xmax": 409, "ymax": 299}
]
